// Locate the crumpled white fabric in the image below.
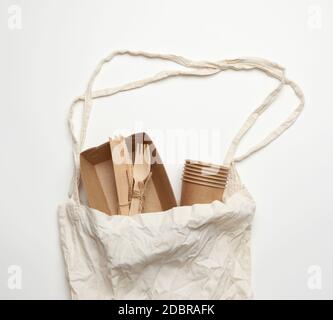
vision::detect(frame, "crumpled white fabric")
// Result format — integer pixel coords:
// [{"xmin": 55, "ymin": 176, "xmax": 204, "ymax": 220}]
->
[{"xmin": 58, "ymin": 166, "xmax": 255, "ymax": 300}]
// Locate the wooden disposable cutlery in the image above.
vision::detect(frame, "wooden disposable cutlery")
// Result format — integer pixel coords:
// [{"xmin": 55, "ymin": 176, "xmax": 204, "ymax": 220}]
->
[
  {"xmin": 110, "ymin": 136, "xmax": 133, "ymax": 215},
  {"xmin": 129, "ymin": 144, "xmax": 152, "ymax": 215}
]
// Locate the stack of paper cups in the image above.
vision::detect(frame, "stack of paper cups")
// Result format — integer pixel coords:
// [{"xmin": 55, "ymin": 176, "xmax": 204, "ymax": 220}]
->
[{"xmin": 180, "ymin": 160, "xmax": 229, "ymax": 206}]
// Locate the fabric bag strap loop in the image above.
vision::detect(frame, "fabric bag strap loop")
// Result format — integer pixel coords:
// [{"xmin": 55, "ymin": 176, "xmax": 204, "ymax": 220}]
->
[{"xmin": 67, "ymin": 50, "xmax": 304, "ymax": 202}]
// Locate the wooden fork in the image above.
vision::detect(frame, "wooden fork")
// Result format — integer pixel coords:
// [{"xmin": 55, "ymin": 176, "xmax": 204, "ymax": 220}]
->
[{"xmin": 129, "ymin": 144, "xmax": 151, "ymax": 215}]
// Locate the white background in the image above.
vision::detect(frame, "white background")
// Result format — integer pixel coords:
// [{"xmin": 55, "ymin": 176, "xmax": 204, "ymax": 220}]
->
[{"xmin": 1, "ymin": 0, "xmax": 333, "ymax": 299}]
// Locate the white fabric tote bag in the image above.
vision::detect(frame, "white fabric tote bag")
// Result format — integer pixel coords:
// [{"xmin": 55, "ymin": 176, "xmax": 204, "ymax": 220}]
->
[{"xmin": 58, "ymin": 50, "xmax": 304, "ymax": 300}]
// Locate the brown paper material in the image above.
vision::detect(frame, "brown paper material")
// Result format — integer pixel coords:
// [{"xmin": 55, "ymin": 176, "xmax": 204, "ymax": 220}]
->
[
  {"xmin": 80, "ymin": 132, "xmax": 177, "ymax": 215},
  {"xmin": 182, "ymin": 177, "xmax": 227, "ymax": 188},
  {"xmin": 80, "ymin": 143, "xmax": 119, "ymax": 215},
  {"xmin": 186, "ymin": 159, "xmax": 229, "ymax": 170},
  {"xmin": 183, "ymin": 172, "xmax": 228, "ymax": 184},
  {"xmin": 184, "ymin": 166, "xmax": 229, "ymax": 177},
  {"xmin": 180, "ymin": 180, "xmax": 225, "ymax": 206},
  {"xmin": 180, "ymin": 159, "xmax": 229, "ymax": 206},
  {"xmin": 185, "ymin": 163, "xmax": 229, "ymax": 174}
]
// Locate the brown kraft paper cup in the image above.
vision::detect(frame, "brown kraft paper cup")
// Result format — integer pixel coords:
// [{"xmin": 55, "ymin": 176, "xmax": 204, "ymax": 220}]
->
[
  {"xmin": 183, "ymin": 172, "xmax": 228, "ymax": 183},
  {"xmin": 185, "ymin": 159, "xmax": 223, "ymax": 168},
  {"xmin": 185, "ymin": 160, "xmax": 229, "ymax": 171},
  {"xmin": 180, "ymin": 179, "xmax": 225, "ymax": 206},
  {"xmin": 181, "ymin": 159, "xmax": 229, "ymax": 206},
  {"xmin": 182, "ymin": 176, "xmax": 227, "ymax": 188},
  {"xmin": 184, "ymin": 166, "xmax": 229, "ymax": 177},
  {"xmin": 185, "ymin": 162, "xmax": 228, "ymax": 174},
  {"xmin": 185, "ymin": 163, "xmax": 228, "ymax": 172}
]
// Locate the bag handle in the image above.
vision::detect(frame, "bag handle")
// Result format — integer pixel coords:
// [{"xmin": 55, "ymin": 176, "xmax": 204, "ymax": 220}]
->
[
  {"xmin": 67, "ymin": 50, "xmax": 304, "ymax": 202},
  {"xmin": 222, "ymin": 59, "xmax": 305, "ymax": 164}
]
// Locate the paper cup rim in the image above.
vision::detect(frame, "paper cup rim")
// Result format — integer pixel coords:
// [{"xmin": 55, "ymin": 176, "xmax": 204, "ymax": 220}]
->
[
  {"xmin": 183, "ymin": 168, "xmax": 229, "ymax": 178},
  {"xmin": 183, "ymin": 172, "xmax": 228, "ymax": 182},
  {"xmin": 185, "ymin": 163, "xmax": 229, "ymax": 172},
  {"xmin": 185, "ymin": 159, "xmax": 229, "ymax": 170}
]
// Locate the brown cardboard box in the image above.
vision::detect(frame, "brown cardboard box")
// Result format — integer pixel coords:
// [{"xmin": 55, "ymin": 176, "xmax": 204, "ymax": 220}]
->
[{"xmin": 80, "ymin": 132, "xmax": 177, "ymax": 215}]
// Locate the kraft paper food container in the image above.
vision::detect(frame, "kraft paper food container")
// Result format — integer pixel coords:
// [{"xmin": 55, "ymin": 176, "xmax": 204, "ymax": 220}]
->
[
  {"xmin": 80, "ymin": 132, "xmax": 177, "ymax": 215},
  {"xmin": 180, "ymin": 179, "xmax": 225, "ymax": 206}
]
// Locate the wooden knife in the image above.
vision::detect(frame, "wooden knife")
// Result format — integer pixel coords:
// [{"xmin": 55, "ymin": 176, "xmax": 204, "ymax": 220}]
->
[{"xmin": 109, "ymin": 137, "xmax": 131, "ymax": 215}]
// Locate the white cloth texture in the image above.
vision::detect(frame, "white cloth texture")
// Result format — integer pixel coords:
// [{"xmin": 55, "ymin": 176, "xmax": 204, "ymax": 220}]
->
[{"xmin": 58, "ymin": 50, "xmax": 304, "ymax": 300}]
